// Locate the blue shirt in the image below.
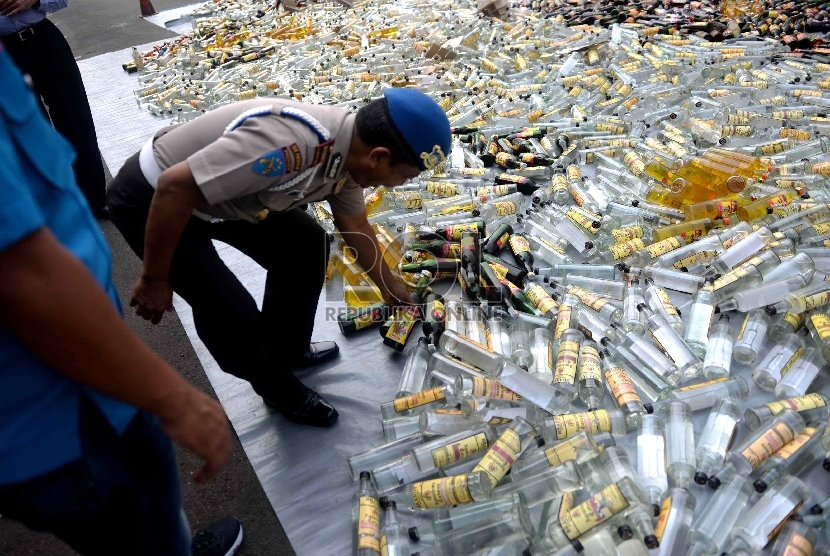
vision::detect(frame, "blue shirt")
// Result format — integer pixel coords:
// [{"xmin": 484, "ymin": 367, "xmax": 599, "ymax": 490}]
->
[
  {"xmin": 0, "ymin": 0, "xmax": 66, "ymax": 36},
  {"xmin": 0, "ymin": 44, "xmax": 137, "ymax": 486}
]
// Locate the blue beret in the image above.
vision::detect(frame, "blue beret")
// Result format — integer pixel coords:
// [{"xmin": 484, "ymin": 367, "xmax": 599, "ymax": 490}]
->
[{"xmin": 383, "ymin": 88, "xmax": 451, "ymax": 172}]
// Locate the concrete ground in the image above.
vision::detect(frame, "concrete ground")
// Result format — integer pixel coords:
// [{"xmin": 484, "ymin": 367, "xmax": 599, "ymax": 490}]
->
[{"xmin": 0, "ymin": 2, "xmax": 294, "ymax": 555}]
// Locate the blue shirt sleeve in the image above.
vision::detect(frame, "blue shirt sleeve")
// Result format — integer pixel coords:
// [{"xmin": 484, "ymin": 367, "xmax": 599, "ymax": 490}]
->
[
  {"xmin": 0, "ymin": 119, "xmax": 45, "ymax": 252},
  {"xmin": 37, "ymin": 0, "xmax": 68, "ymax": 14}
]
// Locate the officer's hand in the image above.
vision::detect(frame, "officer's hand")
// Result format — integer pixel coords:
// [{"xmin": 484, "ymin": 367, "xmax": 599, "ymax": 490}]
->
[
  {"xmin": 0, "ymin": 0, "xmax": 38, "ymax": 16},
  {"xmin": 382, "ymin": 280, "xmax": 414, "ymax": 308},
  {"xmin": 130, "ymin": 275, "xmax": 173, "ymax": 325},
  {"xmin": 158, "ymin": 387, "xmax": 232, "ymax": 484}
]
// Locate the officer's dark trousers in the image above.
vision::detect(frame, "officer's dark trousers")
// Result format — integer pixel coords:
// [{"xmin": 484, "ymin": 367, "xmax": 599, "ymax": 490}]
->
[
  {"xmin": 107, "ymin": 152, "xmax": 330, "ymax": 405},
  {"xmin": 3, "ymin": 19, "xmax": 107, "ymax": 213}
]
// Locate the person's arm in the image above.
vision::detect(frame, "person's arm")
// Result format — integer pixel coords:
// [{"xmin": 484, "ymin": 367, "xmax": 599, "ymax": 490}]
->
[
  {"xmin": 332, "ymin": 209, "xmax": 413, "ymax": 307},
  {"xmin": 0, "ymin": 0, "xmax": 64, "ymax": 17},
  {"xmin": 131, "ymin": 160, "xmax": 205, "ymax": 324},
  {"xmin": 0, "ymin": 227, "xmax": 232, "ymax": 483}
]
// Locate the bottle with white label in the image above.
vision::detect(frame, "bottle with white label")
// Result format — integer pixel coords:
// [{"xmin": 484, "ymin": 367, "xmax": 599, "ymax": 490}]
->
[
  {"xmin": 411, "ymin": 423, "xmax": 498, "ymax": 472},
  {"xmin": 379, "ymin": 471, "xmax": 492, "ymax": 512},
  {"xmin": 732, "ymin": 309, "xmax": 771, "ymax": 364},
  {"xmin": 665, "ymin": 401, "xmax": 696, "ymax": 489},
  {"xmin": 646, "ymin": 375, "xmax": 749, "ymax": 415},
  {"xmin": 638, "ymin": 303, "xmax": 703, "ymax": 379},
  {"xmin": 396, "ymin": 337, "xmax": 432, "ymax": 398},
  {"xmin": 637, "ymin": 414, "xmax": 668, "ymax": 515},
  {"xmin": 806, "ymin": 307, "xmax": 830, "ymax": 362},
  {"xmin": 354, "ymin": 471, "xmax": 382, "ymax": 555},
  {"xmin": 684, "ymin": 283, "xmax": 717, "ymax": 357},
  {"xmin": 769, "ymin": 520, "xmax": 818, "ymax": 556},
  {"xmin": 722, "ymin": 476, "xmax": 810, "ymax": 554},
  {"xmin": 687, "ymin": 475, "xmax": 754, "ymax": 556},
  {"xmin": 751, "ymin": 331, "xmax": 806, "ymax": 391},
  {"xmin": 510, "ymin": 430, "xmax": 610, "ymax": 481},
  {"xmin": 703, "ymin": 314, "xmax": 734, "ymax": 379},
  {"xmin": 576, "ymin": 340, "xmax": 604, "ymax": 410},
  {"xmin": 622, "ymin": 278, "xmax": 647, "ymax": 335},
  {"xmin": 754, "ymin": 421, "xmax": 828, "ymax": 493},
  {"xmin": 653, "ymin": 488, "xmax": 696, "ymax": 556},
  {"xmin": 491, "ymin": 459, "xmax": 584, "ymax": 508},
  {"xmin": 471, "ymin": 417, "xmax": 541, "ymax": 488},
  {"xmin": 644, "ymin": 278, "xmax": 685, "ymax": 334},
  {"xmin": 431, "ymin": 505, "xmax": 534, "ymax": 556},
  {"xmin": 538, "ymin": 409, "xmax": 628, "ymax": 443},
  {"xmin": 598, "ymin": 447, "xmax": 659, "ymax": 548},
  {"xmin": 708, "ymin": 409, "xmax": 806, "ymax": 490},
  {"xmin": 379, "ymin": 500, "xmax": 410, "ymax": 556},
  {"xmin": 546, "ymin": 477, "xmax": 657, "ymax": 551},
  {"xmin": 744, "ymin": 393, "xmax": 829, "ymax": 431},
  {"xmin": 776, "ymin": 347, "xmax": 826, "ymax": 398},
  {"xmin": 695, "ymin": 397, "xmax": 741, "ymax": 485}
]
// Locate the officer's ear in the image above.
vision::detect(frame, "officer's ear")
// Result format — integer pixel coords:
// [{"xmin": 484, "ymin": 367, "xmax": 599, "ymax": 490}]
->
[{"xmin": 366, "ymin": 146, "xmax": 392, "ymax": 168}]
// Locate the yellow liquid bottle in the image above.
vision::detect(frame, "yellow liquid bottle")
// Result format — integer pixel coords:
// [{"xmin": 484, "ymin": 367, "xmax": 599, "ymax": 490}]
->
[
  {"xmin": 704, "ymin": 148, "xmax": 772, "ymax": 175},
  {"xmin": 364, "ymin": 185, "xmax": 388, "ymax": 215},
  {"xmin": 736, "ymin": 190, "xmax": 800, "ymax": 222},
  {"xmin": 683, "ymin": 195, "xmax": 747, "ymax": 220},
  {"xmin": 645, "ymin": 184, "xmax": 690, "ymax": 210},
  {"xmin": 652, "ymin": 218, "xmax": 723, "ymax": 242}
]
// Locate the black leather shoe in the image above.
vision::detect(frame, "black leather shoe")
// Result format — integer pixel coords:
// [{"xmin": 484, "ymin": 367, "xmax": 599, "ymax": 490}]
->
[
  {"xmin": 263, "ymin": 391, "xmax": 339, "ymax": 427},
  {"xmin": 293, "ymin": 341, "xmax": 340, "ymax": 368}
]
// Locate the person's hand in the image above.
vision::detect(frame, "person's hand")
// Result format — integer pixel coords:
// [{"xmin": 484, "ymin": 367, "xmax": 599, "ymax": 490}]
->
[
  {"xmin": 158, "ymin": 387, "xmax": 232, "ymax": 484},
  {"xmin": 382, "ymin": 279, "xmax": 414, "ymax": 308},
  {"xmin": 130, "ymin": 275, "xmax": 173, "ymax": 324},
  {"xmin": 0, "ymin": 0, "xmax": 39, "ymax": 17}
]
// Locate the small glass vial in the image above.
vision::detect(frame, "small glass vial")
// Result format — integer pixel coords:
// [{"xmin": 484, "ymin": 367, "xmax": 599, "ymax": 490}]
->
[{"xmin": 703, "ymin": 314, "xmax": 734, "ymax": 379}]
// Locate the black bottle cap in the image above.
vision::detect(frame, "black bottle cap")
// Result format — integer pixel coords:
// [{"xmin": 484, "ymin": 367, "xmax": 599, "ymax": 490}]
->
[
  {"xmin": 643, "ymin": 403, "xmax": 654, "ymax": 414},
  {"xmin": 676, "ymin": 309, "xmax": 682, "ymax": 317},
  {"xmin": 617, "ymin": 262, "xmax": 629, "ymax": 272},
  {"xmin": 652, "ymin": 503, "xmax": 660, "ymax": 517},
  {"xmin": 585, "ymin": 241, "xmax": 594, "ymax": 250},
  {"xmin": 644, "ymin": 534, "xmax": 659, "ymax": 549},
  {"xmin": 824, "ymin": 457, "xmax": 830, "ymax": 471},
  {"xmin": 754, "ymin": 479, "xmax": 767, "ymax": 493},
  {"xmin": 811, "ymin": 504, "xmax": 824, "ymax": 515},
  {"xmin": 694, "ymin": 472, "xmax": 708, "ymax": 485},
  {"xmin": 765, "ymin": 305, "xmax": 778, "ymax": 316},
  {"xmin": 408, "ymin": 527, "xmax": 420, "ymax": 541},
  {"xmin": 359, "ymin": 471, "xmax": 371, "ymax": 480},
  {"xmin": 618, "ymin": 525, "xmax": 633, "ymax": 540},
  {"xmin": 708, "ymin": 476, "xmax": 721, "ymax": 490},
  {"xmin": 382, "ymin": 499, "xmax": 397, "ymax": 510},
  {"xmin": 591, "ymin": 221, "xmax": 601, "ymax": 229},
  {"xmin": 571, "ymin": 539, "xmax": 584, "ymax": 552},
  {"xmin": 636, "ymin": 302, "xmax": 647, "ymax": 311},
  {"xmin": 523, "ymin": 549, "xmax": 533, "ymax": 556},
  {"xmin": 535, "ymin": 436, "xmax": 546, "ymax": 447}
]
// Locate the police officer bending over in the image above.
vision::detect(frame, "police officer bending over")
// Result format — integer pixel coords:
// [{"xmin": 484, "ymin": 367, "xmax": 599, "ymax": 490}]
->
[{"xmin": 108, "ymin": 89, "xmax": 451, "ymax": 427}]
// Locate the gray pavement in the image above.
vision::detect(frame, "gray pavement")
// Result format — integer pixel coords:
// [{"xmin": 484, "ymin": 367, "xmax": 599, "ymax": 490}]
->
[{"xmin": 0, "ymin": 2, "xmax": 294, "ymax": 555}]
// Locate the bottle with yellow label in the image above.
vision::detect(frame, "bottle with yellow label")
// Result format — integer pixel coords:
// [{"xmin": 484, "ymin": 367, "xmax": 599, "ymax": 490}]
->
[
  {"xmin": 538, "ymin": 409, "xmax": 629, "ymax": 444},
  {"xmin": 776, "ymin": 347, "xmax": 826, "ymax": 399},
  {"xmin": 767, "ymin": 282, "xmax": 830, "ymax": 316},
  {"xmin": 651, "ymin": 218, "xmax": 721, "ymax": 243},
  {"xmin": 687, "ymin": 475, "xmax": 754, "ymax": 556},
  {"xmin": 552, "ymin": 329, "xmax": 584, "ymax": 402},
  {"xmin": 354, "ymin": 471, "xmax": 382, "ymax": 555},
  {"xmin": 751, "ymin": 331, "xmax": 806, "ymax": 392},
  {"xmin": 510, "ymin": 430, "xmax": 608, "ymax": 482},
  {"xmin": 744, "ymin": 393, "xmax": 829, "ymax": 432},
  {"xmin": 647, "ymin": 375, "xmax": 749, "ymax": 415},
  {"xmin": 722, "ymin": 476, "xmax": 809, "ymax": 554},
  {"xmin": 472, "ymin": 417, "xmax": 540, "ymax": 487},
  {"xmin": 768, "ymin": 310, "xmax": 805, "ymax": 342},
  {"xmin": 644, "ymin": 278, "xmax": 685, "ymax": 335},
  {"xmin": 754, "ymin": 421, "xmax": 828, "ymax": 493},
  {"xmin": 597, "ymin": 446, "xmax": 659, "ymax": 547},
  {"xmin": 378, "ymin": 500, "xmax": 409, "ymax": 556},
  {"xmin": 769, "ymin": 521, "xmax": 818, "ymax": 556},
  {"xmin": 733, "ymin": 309, "xmax": 771, "ymax": 364},
  {"xmin": 491, "ymin": 459, "xmax": 584, "ymax": 511},
  {"xmin": 708, "ymin": 409, "xmax": 805, "ymax": 490},
  {"xmin": 378, "ymin": 471, "xmax": 492, "ymax": 512},
  {"xmin": 410, "ymin": 423, "xmax": 498, "ymax": 472},
  {"xmin": 653, "ymin": 488, "xmax": 696, "ymax": 554}
]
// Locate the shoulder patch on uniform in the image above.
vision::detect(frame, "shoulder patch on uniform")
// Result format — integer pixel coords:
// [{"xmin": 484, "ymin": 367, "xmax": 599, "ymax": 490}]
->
[
  {"xmin": 290, "ymin": 143, "xmax": 303, "ymax": 172},
  {"xmin": 333, "ymin": 178, "xmax": 348, "ymax": 195},
  {"xmin": 313, "ymin": 139, "xmax": 335, "ymax": 167},
  {"xmin": 326, "ymin": 153, "xmax": 343, "ymax": 179},
  {"xmin": 252, "ymin": 149, "xmax": 288, "ymax": 177}
]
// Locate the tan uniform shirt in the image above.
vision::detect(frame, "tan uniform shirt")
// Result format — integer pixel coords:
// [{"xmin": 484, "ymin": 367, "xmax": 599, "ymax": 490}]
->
[{"xmin": 149, "ymin": 99, "xmax": 364, "ymax": 223}]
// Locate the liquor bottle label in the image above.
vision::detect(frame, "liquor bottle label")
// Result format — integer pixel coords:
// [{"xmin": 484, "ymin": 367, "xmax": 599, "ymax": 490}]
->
[
  {"xmin": 393, "ymin": 386, "xmax": 446, "ymax": 413},
  {"xmin": 358, "ymin": 496, "xmax": 381, "ymax": 552},
  {"xmin": 610, "ymin": 238, "xmax": 646, "ymax": 260},
  {"xmin": 678, "ymin": 377, "xmax": 729, "ymax": 392},
  {"xmin": 509, "ymin": 234, "xmax": 531, "ymax": 254},
  {"xmin": 646, "ymin": 237, "xmax": 682, "ymax": 258},
  {"xmin": 526, "ymin": 284, "xmax": 557, "ymax": 315},
  {"xmin": 804, "ymin": 291, "xmax": 830, "ymax": 311},
  {"xmin": 477, "ymin": 184, "xmax": 509, "ymax": 197},
  {"xmin": 552, "ymin": 174, "xmax": 568, "ymax": 192},
  {"xmin": 606, "ymin": 367, "xmax": 641, "ymax": 406},
  {"xmin": 566, "ymin": 208, "xmax": 599, "ymax": 234},
  {"xmin": 671, "ymin": 250, "xmax": 718, "ymax": 269},
  {"xmin": 578, "ymin": 345, "xmax": 602, "ymax": 382},
  {"xmin": 559, "ymin": 491, "xmax": 576, "ymax": 520},
  {"xmin": 538, "ymin": 235, "xmax": 567, "ymax": 255},
  {"xmin": 711, "ymin": 267, "xmax": 749, "ymax": 291},
  {"xmin": 445, "ymin": 223, "xmax": 482, "ymax": 240},
  {"xmin": 412, "ymin": 475, "xmax": 473, "ymax": 509},
  {"xmin": 779, "ymin": 346, "xmax": 804, "ymax": 378},
  {"xmin": 782, "ymin": 533, "xmax": 814, "ymax": 556},
  {"xmin": 554, "ymin": 305, "xmax": 573, "ymax": 340},
  {"xmin": 559, "ymin": 482, "xmax": 631, "ymax": 540},
  {"xmin": 472, "ymin": 377, "xmax": 521, "ymax": 401},
  {"xmin": 737, "ymin": 313, "xmax": 751, "ymax": 341},
  {"xmin": 473, "ymin": 428, "xmax": 522, "ymax": 486},
  {"xmin": 612, "ymin": 226, "xmax": 644, "ymax": 242},
  {"xmin": 385, "ymin": 306, "xmax": 419, "ymax": 344},
  {"xmin": 654, "ymin": 496, "xmax": 672, "ymax": 543},
  {"xmin": 812, "ymin": 222, "xmax": 830, "ymax": 235},
  {"xmin": 571, "ymin": 286, "xmax": 609, "ymax": 312},
  {"xmin": 426, "ymin": 182, "xmax": 458, "ymax": 196},
  {"xmin": 741, "ymin": 421, "xmax": 796, "ymax": 469},
  {"xmin": 766, "ymin": 393, "xmax": 826, "ymax": 415},
  {"xmin": 550, "ymin": 410, "xmax": 612, "ymax": 440},
  {"xmin": 545, "ymin": 439, "xmax": 579, "ymax": 467},
  {"xmin": 431, "ymin": 432, "xmax": 490, "ymax": 468},
  {"xmin": 768, "ymin": 502, "xmax": 804, "ymax": 541},
  {"xmin": 380, "ymin": 535, "xmax": 387, "ymax": 556},
  {"xmin": 554, "ymin": 340, "xmax": 580, "ymax": 385},
  {"xmin": 654, "ymin": 288, "xmax": 679, "ymax": 316},
  {"xmin": 776, "ymin": 427, "xmax": 818, "ymax": 460},
  {"xmin": 459, "ymin": 332, "xmax": 494, "ymax": 353},
  {"xmin": 433, "ymin": 409, "xmax": 464, "ymax": 415},
  {"xmin": 784, "ymin": 312, "xmax": 805, "ymax": 331}
]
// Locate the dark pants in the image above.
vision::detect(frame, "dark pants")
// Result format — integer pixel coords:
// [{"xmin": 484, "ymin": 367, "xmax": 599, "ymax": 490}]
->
[
  {"xmin": 3, "ymin": 19, "xmax": 107, "ymax": 213},
  {"xmin": 0, "ymin": 397, "xmax": 190, "ymax": 556},
  {"xmin": 107, "ymin": 152, "xmax": 330, "ymax": 405}
]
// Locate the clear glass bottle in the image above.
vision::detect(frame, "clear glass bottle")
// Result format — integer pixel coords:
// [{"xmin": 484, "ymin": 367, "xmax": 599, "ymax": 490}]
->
[
  {"xmin": 552, "ymin": 293, "xmax": 582, "ymax": 355},
  {"xmin": 753, "ymin": 422, "xmax": 828, "ymax": 493},
  {"xmin": 649, "ymin": 375, "xmax": 748, "ymax": 413},
  {"xmin": 776, "ymin": 347, "xmax": 826, "ymax": 399},
  {"xmin": 686, "ymin": 475, "xmax": 754, "ymax": 556},
  {"xmin": 644, "ymin": 278, "xmax": 685, "ymax": 334},
  {"xmin": 411, "ymin": 424, "xmax": 498, "ymax": 472},
  {"xmin": 744, "ymin": 393, "xmax": 830, "ymax": 431},
  {"xmin": 453, "ymin": 375, "xmax": 521, "ymax": 402},
  {"xmin": 348, "ymin": 433, "xmax": 425, "ymax": 482},
  {"xmin": 600, "ymin": 349, "xmax": 647, "ymax": 430},
  {"xmin": 538, "ymin": 409, "xmax": 628, "ymax": 443},
  {"xmin": 732, "ymin": 308, "xmax": 770, "ymax": 364},
  {"xmin": 707, "ymin": 226, "xmax": 775, "ymax": 274},
  {"xmin": 459, "ymin": 396, "xmax": 542, "ymax": 424},
  {"xmin": 508, "ymin": 321, "xmax": 533, "ymax": 370},
  {"xmin": 703, "ymin": 315, "xmax": 734, "ymax": 379},
  {"xmin": 684, "ymin": 284, "xmax": 717, "ymax": 357},
  {"xmin": 354, "ymin": 471, "xmax": 382, "ymax": 555},
  {"xmin": 806, "ymin": 307, "xmax": 830, "ymax": 362},
  {"xmin": 723, "ymin": 476, "xmax": 810, "ymax": 554},
  {"xmin": 622, "ymin": 278, "xmax": 647, "ymax": 335},
  {"xmin": 695, "ymin": 397, "xmax": 741, "ymax": 485},
  {"xmin": 598, "ymin": 447, "xmax": 657, "ymax": 544},
  {"xmin": 708, "ymin": 409, "xmax": 806, "ymax": 490},
  {"xmin": 529, "ymin": 328, "xmax": 554, "ymax": 384},
  {"xmin": 379, "ymin": 471, "xmax": 492, "ymax": 511},
  {"xmin": 471, "ymin": 417, "xmax": 540, "ymax": 488},
  {"xmin": 577, "ymin": 340, "xmax": 604, "ymax": 410},
  {"xmin": 638, "ymin": 303, "xmax": 703, "ymax": 379},
  {"xmin": 491, "ymin": 459, "xmax": 584, "ymax": 509},
  {"xmin": 428, "ymin": 491, "xmax": 525, "ymax": 534},
  {"xmin": 751, "ymin": 331, "xmax": 806, "ymax": 391},
  {"xmin": 665, "ymin": 402, "xmax": 696, "ymax": 489},
  {"xmin": 382, "ymin": 415, "xmax": 423, "ymax": 442},
  {"xmin": 552, "ymin": 329, "xmax": 583, "ymax": 401},
  {"xmin": 510, "ymin": 430, "xmax": 608, "ymax": 481},
  {"xmin": 637, "ymin": 414, "xmax": 668, "ymax": 515},
  {"xmin": 769, "ymin": 520, "xmax": 818, "ymax": 556},
  {"xmin": 380, "ymin": 384, "xmax": 456, "ymax": 420},
  {"xmin": 379, "ymin": 500, "xmax": 410, "ymax": 556},
  {"xmin": 654, "ymin": 488, "xmax": 696, "ymax": 556},
  {"xmin": 768, "ymin": 311, "xmax": 805, "ymax": 342},
  {"xmin": 431, "ymin": 505, "xmax": 534, "ymax": 556},
  {"xmin": 601, "ymin": 331, "xmax": 683, "ymax": 387}
]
